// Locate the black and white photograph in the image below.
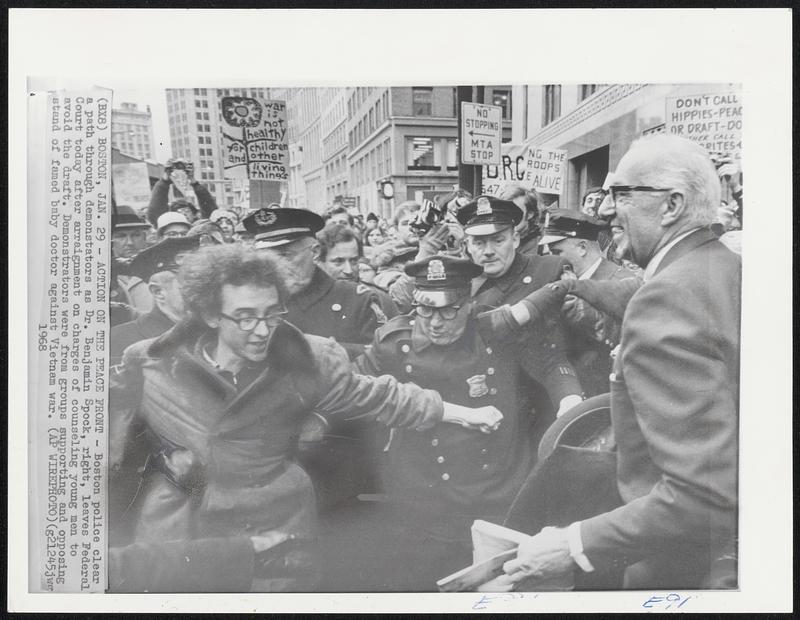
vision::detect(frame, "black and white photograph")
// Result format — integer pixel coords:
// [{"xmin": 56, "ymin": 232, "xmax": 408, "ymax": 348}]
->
[{"xmin": 9, "ymin": 8, "xmax": 792, "ymax": 614}]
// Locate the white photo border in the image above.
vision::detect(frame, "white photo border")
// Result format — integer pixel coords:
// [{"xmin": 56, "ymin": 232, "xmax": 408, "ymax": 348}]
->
[{"xmin": 8, "ymin": 7, "xmax": 793, "ymax": 613}]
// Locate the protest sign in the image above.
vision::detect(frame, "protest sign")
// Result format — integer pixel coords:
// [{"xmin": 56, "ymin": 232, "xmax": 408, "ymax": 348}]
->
[
  {"xmin": 665, "ymin": 92, "xmax": 742, "ymax": 159},
  {"xmin": 483, "ymin": 142, "xmax": 567, "ymax": 196},
  {"xmin": 222, "ymin": 97, "xmax": 289, "ymax": 181},
  {"xmin": 111, "ymin": 161, "xmax": 151, "ymax": 211}
]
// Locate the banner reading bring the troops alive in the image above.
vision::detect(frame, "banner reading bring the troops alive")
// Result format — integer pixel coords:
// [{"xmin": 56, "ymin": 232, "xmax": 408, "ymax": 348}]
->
[
  {"xmin": 29, "ymin": 89, "xmax": 112, "ymax": 592},
  {"xmin": 483, "ymin": 142, "xmax": 567, "ymax": 197}
]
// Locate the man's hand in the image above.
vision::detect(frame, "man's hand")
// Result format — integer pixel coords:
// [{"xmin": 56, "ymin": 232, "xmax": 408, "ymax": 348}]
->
[
  {"xmin": 297, "ymin": 413, "xmax": 327, "ymax": 450},
  {"xmin": 162, "ymin": 158, "xmax": 176, "ymax": 182},
  {"xmin": 556, "ymin": 394, "xmax": 583, "ymax": 418},
  {"xmin": 500, "ymin": 527, "xmax": 576, "ymax": 588},
  {"xmin": 185, "ymin": 161, "xmax": 196, "ymax": 182},
  {"xmin": 416, "ymin": 222, "xmax": 451, "ymax": 259},
  {"xmin": 715, "ymin": 204, "xmax": 737, "ymax": 231},
  {"xmin": 442, "ymin": 403, "xmax": 503, "ymax": 434},
  {"xmin": 716, "ymin": 158, "xmax": 742, "ymax": 193}
]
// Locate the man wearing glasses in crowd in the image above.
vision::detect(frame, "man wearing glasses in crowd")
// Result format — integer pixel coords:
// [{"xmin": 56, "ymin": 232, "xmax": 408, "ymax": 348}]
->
[
  {"xmin": 500, "ymin": 134, "xmax": 740, "ymax": 590},
  {"xmin": 109, "ymin": 244, "xmax": 502, "ymax": 592}
]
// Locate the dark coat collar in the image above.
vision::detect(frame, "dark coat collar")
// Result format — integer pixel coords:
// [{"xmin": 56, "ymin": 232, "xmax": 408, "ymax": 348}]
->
[
  {"xmin": 288, "ymin": 266, "xmax": 335, "ymax": 311},
  {"xmin": 134, "ymin": 304, "xmax": 175, "ymax": 338},
  {"xmin": 482, "ymin": 252, "xmax": 528, "ymax": 294}
]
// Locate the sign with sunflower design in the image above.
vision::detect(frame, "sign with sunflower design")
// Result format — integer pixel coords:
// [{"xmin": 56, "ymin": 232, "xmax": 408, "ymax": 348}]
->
[{"xmin": 221, "ymin": 97, "xmax": 289, "ymax": 181}]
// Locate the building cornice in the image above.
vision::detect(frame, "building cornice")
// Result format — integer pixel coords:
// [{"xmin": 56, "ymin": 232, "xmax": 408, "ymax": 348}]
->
[{"xmin": 530, "ymin": 83, "xmax": 651, "ymax": 146}]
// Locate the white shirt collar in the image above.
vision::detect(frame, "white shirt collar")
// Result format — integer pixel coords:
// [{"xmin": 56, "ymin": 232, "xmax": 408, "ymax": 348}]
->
[
  {"xmin": 642, "ymin": 228, "xmax": 701, "ymax": 281},
  {"xmin": 579, "ymin": 257, "xmax": 603, "ymax": 280}
]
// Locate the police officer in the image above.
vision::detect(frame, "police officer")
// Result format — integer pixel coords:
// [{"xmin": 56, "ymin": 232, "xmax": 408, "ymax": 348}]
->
[
  {"xmin": 242, "ymin": 206, "xmax": 384, "ymax": 358},
  {"xmin": 539, "ymin": 209, "xmax": 638, "ymax": 396},
  {"xmin": 341, "ymin": 255, "xmax": 569, "ymax": 591},
  {"xmin": 111, "ymin": 236, "xmax": 201, "ymax": 366},
  {"xmin": 457, "ymin": 196, "xmax": 583, "ymax": 427},
  {"xmin": 242, "ymin": 205, "xmax": 388, "ymax": 511}
]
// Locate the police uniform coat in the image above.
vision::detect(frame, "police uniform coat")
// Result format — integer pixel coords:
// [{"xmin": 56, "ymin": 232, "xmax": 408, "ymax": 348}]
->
[
  {"xmin": 356, "ymin": 314, "xmax": 533, "ymax": 536},
  {"xmin": 109, "ymin": 318, "xmax": 444, "ymax": 589},
  {"xmin": 472, "ymin": 252, "xmax": 582, "ymax": 407},
  {"xmin": 285, "ymin": 266, "xmax": 383, "ymax": 358},
  {"xmin": 579, "ymin": 229, "xmax": 741, "ymax": 588}
]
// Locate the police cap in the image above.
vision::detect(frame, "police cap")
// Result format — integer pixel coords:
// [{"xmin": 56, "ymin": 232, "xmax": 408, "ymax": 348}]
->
[
  {"xmin": 405, "ymin": 255, "xmax": 482, "ymax": 307},
  {"xmin": 128, "ymin": 236, "xmax": 201, "ymax": 281},
  {"xmin": 455, "ymin": 195, "xmax": 522, "ymax": 236},
  {"xmin": 539, "ymin": 208, "xmax": 610, "ymax": 246},
  {"xmin": 242, "ymin": 207, "xmax": 324, "ymax": 249}
]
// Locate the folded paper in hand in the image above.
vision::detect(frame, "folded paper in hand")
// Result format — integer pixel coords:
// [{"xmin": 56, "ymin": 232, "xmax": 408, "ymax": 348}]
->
[{"xmin": 436, "ymin": 520, "xmax": 529, "ymax": 592}]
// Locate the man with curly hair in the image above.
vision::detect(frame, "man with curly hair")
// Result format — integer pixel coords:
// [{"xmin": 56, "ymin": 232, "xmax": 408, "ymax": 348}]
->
[{"xmin": 109, "ymin": 244, "xmax": 502, "ymax": 592}]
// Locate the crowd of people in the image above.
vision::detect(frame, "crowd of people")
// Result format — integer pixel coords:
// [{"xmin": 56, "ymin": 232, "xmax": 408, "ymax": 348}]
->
[{"xmin": 106, "ymin": 135, "xmax": 742, "ymax": 593}]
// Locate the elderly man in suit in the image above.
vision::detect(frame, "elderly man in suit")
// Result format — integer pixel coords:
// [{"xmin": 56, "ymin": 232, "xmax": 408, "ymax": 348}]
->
[{"xmin": 501, "ymin": 134, "xmax": 741, "ymax": 589}]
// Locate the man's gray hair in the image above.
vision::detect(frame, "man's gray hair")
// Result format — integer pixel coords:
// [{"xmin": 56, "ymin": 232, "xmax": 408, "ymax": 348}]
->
[{"xmin": 624, "ymin": 134, "xmax": 720, "ymax": 228}]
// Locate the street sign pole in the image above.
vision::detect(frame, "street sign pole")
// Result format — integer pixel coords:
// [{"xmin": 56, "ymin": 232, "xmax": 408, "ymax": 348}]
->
[
  {"xmin": 471, "ymin": 85, "xmax": 484, "ymax": 196},
  {"xmin": 460, "ymin": 92, "xmax": 501, "ymax": 199},
  {"xmin": 457, "ymin": 86, "xmax": 476, "ymax": 195}
]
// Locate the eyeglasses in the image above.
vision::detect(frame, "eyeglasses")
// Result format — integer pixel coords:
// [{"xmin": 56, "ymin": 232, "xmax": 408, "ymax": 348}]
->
[
  {"xmin": 220, "ymin": 310, "xmax": 288, "ymax": 332},
  {"xmin": 413, "ymin": 304, "xmax": 462, "ymax": 320},
  {"xmin": 608, "ymin": 185, "xmax": 672, "ymax": 205}
]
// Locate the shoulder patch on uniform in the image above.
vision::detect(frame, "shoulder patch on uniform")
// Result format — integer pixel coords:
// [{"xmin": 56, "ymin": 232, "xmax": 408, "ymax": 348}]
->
[
  {"xmin": 375, "ymin": 314, "xmax": 413, "ymax": 342},
  {"xmin": 356, "ymin": 283, "xmax": 371, "ymax": 295}
]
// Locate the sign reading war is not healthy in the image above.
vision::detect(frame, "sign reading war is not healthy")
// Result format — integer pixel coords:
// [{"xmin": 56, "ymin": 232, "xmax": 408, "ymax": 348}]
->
[
  {"xmin": 222, "ymin": 97, "xmax": 289, "ymax": 181},
  {"xmin": 483, "ymin": 142, "xmax": 568, "ymax": 196},
  {"xmin": 665, "ymin": 91, "xmax": 742, "ymax": 160}
]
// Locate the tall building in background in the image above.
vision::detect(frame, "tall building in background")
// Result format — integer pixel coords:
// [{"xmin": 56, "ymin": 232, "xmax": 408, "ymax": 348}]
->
[
  {"xmin": 280, "ymin": 86, "xmax": 512, "ymax": 218},
  {"xmin": 321, "ymin": 89, "xmax": 349, "ymax": 206},
  {"xmin": 165, "ymin": 87, "xmax": 272, "ymax": 211},
  {"xmin": 111, "ymin": 102, "xmax": 155, "ymax": 161},
  {"xmin": 346, "ymin": 86, "xmax": 512, "ymax": 219}
]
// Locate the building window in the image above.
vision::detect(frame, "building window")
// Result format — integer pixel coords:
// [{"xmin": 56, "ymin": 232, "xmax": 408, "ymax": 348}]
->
[
  {"xmin": 412, "ymin": 87, "xmax": 433, "ymax": 116},
  {"xmin": 446, "ymin": 139, "xmax": 459, "ymax": 171},
  {"xmin": 197, "ymin": 124, "xmax": 204, "ymax": 132},
  {"xmin": 492, "ymin": 89, "xmax": 511, "ymax": 120},
  {"xmin": 543, "ymin": 85, "xmax": 562, "ymax": 126},
  {"xmin": 384, "ymin": 138, "xmax": 391, "ymax": 174},
  {"xmin": 376, "ymin": 143, "xmax": 383, "ymax": 177},
  {"xmin": 452, "ymin": 87, "xmax": 458, "ymax": 117},
  {"xmin": 406, "ymin": 137, "xmax": 438, "ymax": 171},
  {"xmin": 580, "ymin": 84, "xmax": 601, "ymax": 101}
]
